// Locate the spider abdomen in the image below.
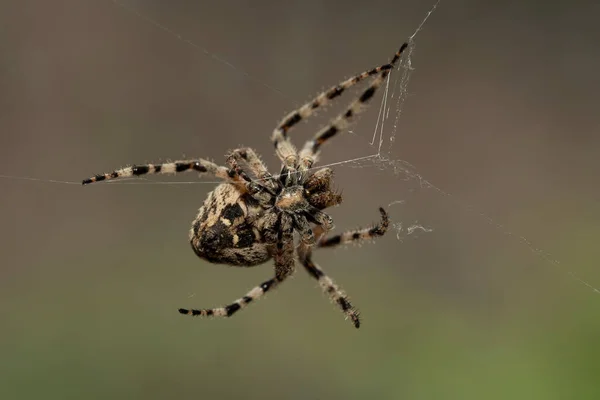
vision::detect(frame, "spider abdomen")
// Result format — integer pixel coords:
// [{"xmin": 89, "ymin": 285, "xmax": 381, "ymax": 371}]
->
[{"xmin": 189, "ymin": 183, "xmax": 270, "ymax": 266}]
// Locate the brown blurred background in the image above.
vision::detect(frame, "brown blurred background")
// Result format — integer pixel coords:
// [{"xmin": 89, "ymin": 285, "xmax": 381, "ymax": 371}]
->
[{"xmin": 1, "ymin": 1, "xmax": 599, "ymax": 399}]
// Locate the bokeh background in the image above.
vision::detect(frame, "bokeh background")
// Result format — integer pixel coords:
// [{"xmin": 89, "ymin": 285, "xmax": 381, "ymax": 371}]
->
[{"xmin": 2, "ymin": 0, "xmax": 599, "ymax": 399}]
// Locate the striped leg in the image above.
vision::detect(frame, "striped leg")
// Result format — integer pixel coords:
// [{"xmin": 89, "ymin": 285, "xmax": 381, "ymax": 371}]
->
[
  {"xmin": 271, "ymin": 43, "xmax": 408, "ymax": 170},
  {"xmin": 318, "ymin": 207, "xmax": 389, "ymax": 249},
  {"xmin": 297, "ymin": 208, "xmax": 390, "ymax": 328},
  {"xmin": 82, "ymin": 158, "xmax": 233, "ymax": 185},
  {"xmin": 299, "ymin": 43, "xmax": 408, "ymax": 170},
  {"xmin": 298, "ymin": 246, "xmax": 361, "ymax": 328},
  {"xmin": 227, "ymin": 148, "xmax": 277, "ymax": 192},
  {"xmin": 178, "ymin": 277, "xmax": 279, "ymax": 318},
  {"xmin": 180, "ymin": 222, "xmax": 296, "ymax": 320}
]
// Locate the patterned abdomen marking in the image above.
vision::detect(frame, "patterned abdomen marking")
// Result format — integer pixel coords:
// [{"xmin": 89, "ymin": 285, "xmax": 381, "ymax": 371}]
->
[{"xmin": 190, "ymin": 184, "xmax": 270, "ymax": 266}]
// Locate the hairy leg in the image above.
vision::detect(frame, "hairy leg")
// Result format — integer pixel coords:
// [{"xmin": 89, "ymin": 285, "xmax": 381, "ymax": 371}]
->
[
  {"xmin": 227, "ymin": 148, "xmax": 278, "ymax": 193},
  {"xmin": 179, "ymin": 214, "xmax": 297, "ymax": 319},
  {"xmin": 82, "ymin": 158, "xmax": 239, "ymax": 185},
  {"xmin": 298, "ymin": 243, "xmax": 360, "ymax": 328},
  {"xmin": 271, "ymin": 44, "xmax": 408, "ymax": 167},
  {"xmin": 317, "ymin": 207, "xmax": 389, "ymax": 248},
  {"xmin": 299, "ymin": 44, "xmax": 408, "ymax": 170}
]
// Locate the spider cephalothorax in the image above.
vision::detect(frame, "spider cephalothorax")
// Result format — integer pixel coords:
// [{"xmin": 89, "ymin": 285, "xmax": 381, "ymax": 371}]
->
[{"xmin": 83, "ymin": 42, "xmax": 406, "ymax": 328}]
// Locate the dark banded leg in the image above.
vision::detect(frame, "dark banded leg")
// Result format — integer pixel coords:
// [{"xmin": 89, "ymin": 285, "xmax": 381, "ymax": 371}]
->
[
  {"xmin": 273, "ymin": 42, "xmax": 408, "ymax": 185},
  {"xmin": 180, "ymin": 220, "xmax": 296, "ymax": 320},
  {"xmin": 178, "ymin": 278, "xmax": 278, "ymax": 318},
  {"xmin": 228, "ymin": 148, "xmax": 275, "ymax": 183},
  {"xmin": 298, "ymin": 245, "xmax": 360, "ymax": 328},
  {"xmin": 271, "ymin": 43, "xmax": 408, "ymax": 169},
  {"xmin": 82, "ymin": 159, "xmax": 232, "ymax": 185},
  {"xmin": 299, "ymin": 44, "xmax": 408, "ymax": 170},
  {"xmin": 227, "ymin": 148, "xmax": 278, "ymax": 193},
  {"xmin": 296, "ymin": 208, "xmax": 390, "ymax": 328},
  {"xmin": 318, "ymin": 207, "xmax": 389, "ymax": 248}
]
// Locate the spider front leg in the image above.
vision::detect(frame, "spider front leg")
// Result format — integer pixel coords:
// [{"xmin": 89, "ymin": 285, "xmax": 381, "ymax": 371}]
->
[
  {"xmin": 299, "ymin": 44, "xmax": 408, "ymax": 170},
  {"xmin": 270, "ymin": 43, "xmax": 408, "ymax": 173},
  {"xmin": 82, "ymin": 158, "xmax": 245, "ymax": 186},
  {"xmin": 271, "ymin": 44, "xmax": 408, "ymax": 157}
]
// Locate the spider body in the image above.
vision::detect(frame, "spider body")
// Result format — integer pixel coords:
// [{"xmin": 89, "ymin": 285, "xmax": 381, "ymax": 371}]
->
[
  {"xmin": 83, "ymin": 43, "xmax": 407, "ymax": 328},
  {"xmin": 190, "ymin": 183, "xmax": 267, "ymax": 266},
  {"xmin": 191, "ymin": 158, "xmax": 342, "ymax": 265}
]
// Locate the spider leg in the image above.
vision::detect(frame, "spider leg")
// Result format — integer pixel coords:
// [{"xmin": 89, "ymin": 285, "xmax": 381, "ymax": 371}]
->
[
  {"xmin": 178, "ymin": 277, "xmax": 279, "ymax": 318},
  {"xmin": 228, "ymin": 148, "xmax": 274, "ymax": 182},
  {"xmin": 299, "ymin": 44, "xmax": 408, "ymax": 170},
  {"xmin": 227, "ymin": 148, "xmax": 278, "ymax": 192},
  {"xmin": 82, "ymin": 158, "xmax": 242, "ymax": 185},
  {"xmin": 271, "ymin": 42, "xmax": 408, "ymax": 172},
  {"xmin": 292, "ymin": 214, "xmax": 316, "ymax": 245},
  {"xmin": 298, "ymin": 244, "xmax": 360, "ymax": 328},
  {"xmin": 179, "ymin": 214, "xmax": 296, "ymax": 320},
  {"xmin": 317, "ymin": 207, "xmax": 389, "ymax": 249},
  {"xmin": 296, "ymin": 208, "xmax": 389, "ymax": 328}
]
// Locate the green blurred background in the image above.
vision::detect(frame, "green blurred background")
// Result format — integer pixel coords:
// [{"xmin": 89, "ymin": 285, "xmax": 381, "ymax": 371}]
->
[{"xmin": 2, "ymin": 0, "xmax": 599, "ymax": 399}]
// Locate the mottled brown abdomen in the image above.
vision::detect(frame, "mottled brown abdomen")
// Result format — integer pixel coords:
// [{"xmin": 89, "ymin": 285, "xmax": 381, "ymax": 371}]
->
[{"xmin": 189, "ymin": 183, "xmax": 271, "ymax": 266}]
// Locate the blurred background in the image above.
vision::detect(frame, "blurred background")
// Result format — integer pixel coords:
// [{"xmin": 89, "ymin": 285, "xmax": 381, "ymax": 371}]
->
[{"xmin": 1, "ymin": 0, "xmax": 599, "ymax": 399}]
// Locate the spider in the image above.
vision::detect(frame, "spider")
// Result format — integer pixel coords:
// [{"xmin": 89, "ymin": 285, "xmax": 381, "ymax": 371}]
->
[{"xmin": 83, "ymin": 42, "xmax": 408, "ymax": 328}]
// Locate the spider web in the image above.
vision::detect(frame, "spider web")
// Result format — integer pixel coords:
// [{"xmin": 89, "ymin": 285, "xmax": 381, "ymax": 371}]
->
[
  {"xmin": 333, "ymin": 5, "xmax": 600, "ymax": 295},
  {"xmin": 2, "ymin": 0, "xmax": 599, "ymax": 298}
]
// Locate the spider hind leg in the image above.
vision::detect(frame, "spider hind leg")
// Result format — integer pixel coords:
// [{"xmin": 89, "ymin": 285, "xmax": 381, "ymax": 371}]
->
[
  {"xmin": 318, "ymin": 207, "xmax": 389, "ymax": 248},
  {"xmin": 298, "ymin": 207, "xmax": 390, "ymax": 328},
  {"xmin": 181, "ymin": 224, "xmax": 297, "ymax": 321},
  {"xmin": 299, "ymin": 249, "xmax": 361, "ymax": 328},
  {"xmin": 179, "ymin": 278, "xmax": 278, "ymax": 318}
]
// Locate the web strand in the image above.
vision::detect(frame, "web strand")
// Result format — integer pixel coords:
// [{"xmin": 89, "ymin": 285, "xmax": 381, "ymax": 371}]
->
[
  {"xmin": 111, "ymin": 0, "xmax": 293, "ymax": 103},
  {"xmin": 405, "ymin": 169, "xmax": 600, "ymax": 295},
  {"xmin": 0, "ymin": 175, "xmax": 80, "ymax": 185}
]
